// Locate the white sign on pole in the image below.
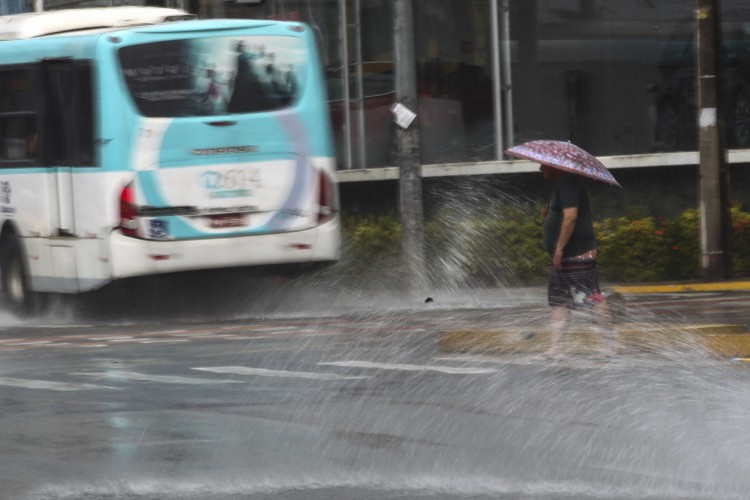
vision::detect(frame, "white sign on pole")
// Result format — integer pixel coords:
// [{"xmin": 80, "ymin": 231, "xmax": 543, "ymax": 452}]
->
[{"xmin": 391, "ymin": 103, "xmax": 417, "ymax": 129}]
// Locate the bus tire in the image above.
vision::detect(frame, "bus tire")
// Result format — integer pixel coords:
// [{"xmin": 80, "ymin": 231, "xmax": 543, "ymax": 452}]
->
[{"xmin": 1, "ymin": 238, "xmax": 44, "ymax": 317}]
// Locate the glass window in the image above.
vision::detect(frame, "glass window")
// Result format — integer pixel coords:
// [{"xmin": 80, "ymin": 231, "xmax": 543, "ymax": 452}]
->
[
  {"xmin": 222, "ymin": 0, "xmax": 394, "ymax": 169},
  {"xmin": 0, "ymin": 116, "xmax": 35, "ymax": 161},
  {"xmin": 343, "ymin": 0, "xmax": 395, "ymax": 169},
  {"xmin": 77, "ymin": 63, "xmax": 95, "ymax": 165},
  {"xmin": 0, "ymin": 67, "xmax": 37, "ymax": 164},
  {"xmin": 42, "ymin": 60, "xmax": 95, "ymax": 166},
  {"xmin": 414, "ymin": 0, "xmax": 494, "ymax": 164},
  {"xmin": 118, "ymin": 35, "xmax": 306, "ymax": 117},
  {"xmin": 0, "ymin": 62, "xmax": 94, "ymax": 167},
  {"xmin": 0, "ymin": 68, "xmax": 35, "ymax": 113},
  {"xmin": 0, "ymin": 0, "xmax": 29, "ymax": 15},
  {"xmin": 44, "ymin": 0, "xmax": 185, "ymax": 8},
  {"xmin": 508, "ymin": 0, "xmax": 750, "ymax": 156}
]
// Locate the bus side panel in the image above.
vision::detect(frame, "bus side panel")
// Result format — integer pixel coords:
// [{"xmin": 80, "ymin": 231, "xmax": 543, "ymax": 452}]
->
[
  {"xmin": 70, "ymin": 171, "xmax": 134, "ymax": 291},
  {"xmin": 0, "ymin": 171, "xmax": 62, "ymax": 292}
]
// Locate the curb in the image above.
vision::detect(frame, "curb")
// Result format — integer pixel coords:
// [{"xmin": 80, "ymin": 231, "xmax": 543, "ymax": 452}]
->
[
  {"xmin": 611, "ymin": 281, "xmax": 750, "ymax": 294},
  {"xmin": 439, "ymin": 323, "xmax": 750, "ymax": 357}
]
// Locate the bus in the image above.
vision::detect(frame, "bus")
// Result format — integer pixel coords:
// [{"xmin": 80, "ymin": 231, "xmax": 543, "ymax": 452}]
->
[{"xmin": 0, "ymin": 7, "xmax": 340, "ymax": 316}]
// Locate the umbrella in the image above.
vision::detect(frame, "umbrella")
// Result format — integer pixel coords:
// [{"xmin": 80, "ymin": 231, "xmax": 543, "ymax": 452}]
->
[{"xmin": 504, "ymin": 140, "xmax": 621, "ymax": 187}]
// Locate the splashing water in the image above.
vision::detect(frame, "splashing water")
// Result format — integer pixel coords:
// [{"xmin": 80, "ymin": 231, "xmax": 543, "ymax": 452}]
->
[{"xmin": 11, "ymin": 181, "xmax": 750, "ymax": 500}]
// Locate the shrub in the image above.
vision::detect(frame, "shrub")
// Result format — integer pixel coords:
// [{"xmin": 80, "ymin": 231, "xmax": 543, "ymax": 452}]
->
[
  {"xmin": 338, "ymin": 204, "xmax": 750, "ymax": 286},
  {"xmin": 595, "ymin": 212, "xmax": 668, "ymax": 282},
  {"xmin": 424, "ymin": 203, "xmax": 548, "ymax": 287},
  {"xmin": 662, "ymin": 208, "xmax": 701, "ymax": 280},
  {"xmin": 593, "ymin": 207, "xmax": 699, "ymax": 282},
  {"xmin": 337, "ymin": 212, "xmax": 405, "ymax": 288},
  {"xmin": 730, "ymin": 204, "xmax": 750, "ymax": 277}
]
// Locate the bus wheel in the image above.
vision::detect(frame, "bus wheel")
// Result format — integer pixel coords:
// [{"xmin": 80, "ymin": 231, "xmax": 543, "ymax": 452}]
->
[{"xmin": 1, "ymin": 239, "xmax": 43, "ymax": 317}]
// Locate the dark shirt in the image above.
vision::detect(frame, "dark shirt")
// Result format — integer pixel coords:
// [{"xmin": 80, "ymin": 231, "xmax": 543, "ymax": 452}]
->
[{"xmin": 542, "ymin": 173, "xmax": 597, "ymax": 256}]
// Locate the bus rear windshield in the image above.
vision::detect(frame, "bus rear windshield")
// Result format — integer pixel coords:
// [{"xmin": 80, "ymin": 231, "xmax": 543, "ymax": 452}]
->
[{"xmin": 119, "ymin": 35, "xmax": 305, "ymax": 117}]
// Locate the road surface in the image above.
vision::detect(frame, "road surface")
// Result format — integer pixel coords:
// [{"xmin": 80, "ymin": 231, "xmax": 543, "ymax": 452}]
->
[{"xmin": 1, "ymin": 281, "xmax": 750, "ymax": 500}]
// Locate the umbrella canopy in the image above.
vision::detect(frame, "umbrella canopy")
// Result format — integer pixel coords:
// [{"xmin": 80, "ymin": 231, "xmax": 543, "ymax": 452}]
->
[{"xmin": 504, "ymin": 140, "xmax": 621, "ymax": 187}]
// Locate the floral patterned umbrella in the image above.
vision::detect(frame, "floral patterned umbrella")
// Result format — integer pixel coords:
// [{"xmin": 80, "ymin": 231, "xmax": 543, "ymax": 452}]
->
[{"xmin": 504, "ymin": 140, "xmax": 621, "ymax": 187}]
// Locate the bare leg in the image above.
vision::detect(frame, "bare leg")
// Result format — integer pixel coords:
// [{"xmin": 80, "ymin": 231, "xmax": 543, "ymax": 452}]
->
[
  {"xmin": 545, "ymin": 306, "xmax": 568, "ymax": 358},
  {"xmin": 594, "ymin": 299, "xmax": 617, "ymax": 356}
]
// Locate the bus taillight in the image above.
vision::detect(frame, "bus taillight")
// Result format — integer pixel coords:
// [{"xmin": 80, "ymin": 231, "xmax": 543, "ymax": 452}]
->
[
  {"xmin": 119, "ymin": 182, "xmax": 139, "ymax": 237},
  {"xmin": 317, "ymin": 170, "xmax": 337, "ymax": 225}
]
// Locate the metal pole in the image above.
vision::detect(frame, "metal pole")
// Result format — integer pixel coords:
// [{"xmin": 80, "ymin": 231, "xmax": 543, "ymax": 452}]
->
[
  {"xmin": 394, "ymin": 0, "xmax": 425, "ymax": 290},
  {"xmin": 490, "ymin": 0, "xmax": 503, "ymax": 159},
  {"xmin": 696, "ymin": 0, "xmax": 730, "ymax": 280},
  {"xmin": 500, "ymin": 0, "xmax": 514, "ymax": 150},
  {"xmin": 353, "ymin": 0, "xmax": 366, "ymax": 169},
  {"xmin": 338, "ymin": 0, "xmax": 353, "ymax": 169}
]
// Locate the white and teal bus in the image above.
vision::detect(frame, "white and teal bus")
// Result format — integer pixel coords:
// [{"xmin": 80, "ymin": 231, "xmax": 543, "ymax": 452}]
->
[{"xmin": 0, "ymin": 7, "xmax": 340, "ymax": 316}]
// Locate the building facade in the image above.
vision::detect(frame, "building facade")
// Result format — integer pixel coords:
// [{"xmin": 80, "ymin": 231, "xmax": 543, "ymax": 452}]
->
[{"xmin": 18, "ymin": 1, "xmax": 750, "ymax": 215}]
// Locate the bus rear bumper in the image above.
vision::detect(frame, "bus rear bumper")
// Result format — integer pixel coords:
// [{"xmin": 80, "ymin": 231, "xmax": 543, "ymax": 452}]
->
[{"xmin": 108, "ymin": 220, "xmax": 340, "ymax": 281}]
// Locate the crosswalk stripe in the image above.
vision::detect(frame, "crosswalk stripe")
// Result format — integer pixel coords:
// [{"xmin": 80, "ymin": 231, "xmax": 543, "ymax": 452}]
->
[
  {"xmin": 319, "ymin": 360, "xmax": 498, "ymax": 374},
  {"xmin": 193, "ymin": 366, "xmax": 370, "ymax": 380},
  {"xmin": 0, "ymin": 377, "xmax": 113, "ymax": 391},
  {"xmin": 75, "ymin": 371, "xmax": 242, "ymax": 385}
]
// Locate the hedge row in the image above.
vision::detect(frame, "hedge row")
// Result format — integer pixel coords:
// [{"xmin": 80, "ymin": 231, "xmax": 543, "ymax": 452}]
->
[{"xmin": 333, "ymin": 203, "xmax": 750, "ymax": 287}]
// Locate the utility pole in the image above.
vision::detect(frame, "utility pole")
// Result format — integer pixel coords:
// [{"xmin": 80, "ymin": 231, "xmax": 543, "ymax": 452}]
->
[
  {"xmin": 696, "ymin": 0, "xmax": 731, "ymax": 280},
  {"xmin": 393, "ymin": 0, "xmax": 425, "ymax": 290}
]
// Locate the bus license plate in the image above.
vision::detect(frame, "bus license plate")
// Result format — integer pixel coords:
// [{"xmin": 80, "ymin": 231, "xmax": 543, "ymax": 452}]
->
[{"xmin": 209, "ymin": 214, "xmax": 248, "ymax": 228}]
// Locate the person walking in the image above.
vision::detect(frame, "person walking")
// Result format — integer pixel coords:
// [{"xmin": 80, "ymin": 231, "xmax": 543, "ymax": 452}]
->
[{"xmin": 540, "ymin": 164, "xmax": 615, "ymax": 359}]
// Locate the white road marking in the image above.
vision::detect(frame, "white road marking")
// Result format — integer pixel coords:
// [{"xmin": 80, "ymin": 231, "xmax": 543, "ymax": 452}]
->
[
  {"xmin": 33, "ymin": 324, "xmax": 93, "ymax": 328},
  {"xmin": 222, "ymin": 336, "xmax": 273, "ymax": 340},
  {"xmin": 193, "ymin": 366, "xmax": 370, "ymax": 381},
  {"xmin": 320, "ymin": 360, "xmax": 498, "ymax": 374},
  {"xmin": 434, "ymin": 355, "xmax": 512, "ymax": 364},
  {"xmin": 75, "ymin": 371, "xmax": 242, "ymax": 385},
  {"xmin": 136, "ymin": 339, "xmax": 190, "ymax": 344},
  {"xmin": 0, "ymin": 377, "xmax": 113, "ymax": 391},
  {"xmin": 166, "ymin": 332, "xmax": 218, "ymax": 337},
  {"xmin": 243, "ymin": 326, "xmax": 298, "ymax": 332},
  {"xmin": 170, "ymin": 334, "xmax": 235, "ymax": 339},
  {"xmin": 3, "ymin": 340, "xmax": 53, "ymax": 346}
]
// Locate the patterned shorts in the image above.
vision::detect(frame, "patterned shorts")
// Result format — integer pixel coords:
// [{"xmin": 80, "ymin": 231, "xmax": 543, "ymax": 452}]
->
[{"xmin": 547, "ymin": 257, "xmax": 605, "ymax": 308}]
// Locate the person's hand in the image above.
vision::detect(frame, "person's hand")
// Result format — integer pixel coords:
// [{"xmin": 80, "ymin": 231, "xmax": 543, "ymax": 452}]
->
[
  {"xmin": 541, "ymin": 203, "xmax": 549, "ymax": 220},
  {"xmin": 552, "ymin": 249, "xmax": 563, "ymax": 270}
]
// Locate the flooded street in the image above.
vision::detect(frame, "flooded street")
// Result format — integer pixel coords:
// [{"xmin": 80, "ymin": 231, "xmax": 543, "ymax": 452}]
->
[{"xmin": 1, "ymin": 284, "xmax": 750, "ymax": 500}]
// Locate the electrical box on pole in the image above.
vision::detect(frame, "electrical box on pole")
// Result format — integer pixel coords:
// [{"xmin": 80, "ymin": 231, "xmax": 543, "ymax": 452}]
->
[{"xmin": 696, "ymin": 0, "xmax": 731, "ymax": 280}]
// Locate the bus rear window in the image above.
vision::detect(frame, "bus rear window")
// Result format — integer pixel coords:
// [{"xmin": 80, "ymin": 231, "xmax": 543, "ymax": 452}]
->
[{"xmin": 118, "ymin": 35, "xmax": 305, "ymax": 117}]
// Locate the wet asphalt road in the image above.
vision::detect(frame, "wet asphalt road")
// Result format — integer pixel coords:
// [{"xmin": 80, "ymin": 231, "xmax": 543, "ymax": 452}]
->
[{"xmin": 2, "ymin": 281, "xmax": 750, "ymax": 500}]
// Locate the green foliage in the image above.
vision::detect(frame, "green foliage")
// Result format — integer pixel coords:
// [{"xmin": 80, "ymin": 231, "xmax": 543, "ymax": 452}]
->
[
  {"xmin": 731, "ymin": 204, "xmax": 750, "ymax": 277},
  {"xmin": 662, "ymin": 208, "xmax": 701, "ymax": 280},
  {"xmin": 593, "ymin": 207, "xmax": 708, "ymax": 282},
  {"xmin": 339, "ymin": 204, "xmax": 750, "ymax": 286},
  {"xmin": 453, "ymin": 204, "xmax": 547, "ymax": 286},
  {"xmin": 343, "ymin": 212, "xmax": 401, "ymax": 258},
  {"xmin": 337, "ymin": 212, "xmax": 405, "ymax": 288}
]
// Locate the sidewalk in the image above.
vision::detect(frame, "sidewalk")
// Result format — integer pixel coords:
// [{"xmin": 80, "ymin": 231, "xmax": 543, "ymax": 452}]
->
[{"xmin": 439, "ymin": 279, "xmax": 750, "ymax": 358}]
